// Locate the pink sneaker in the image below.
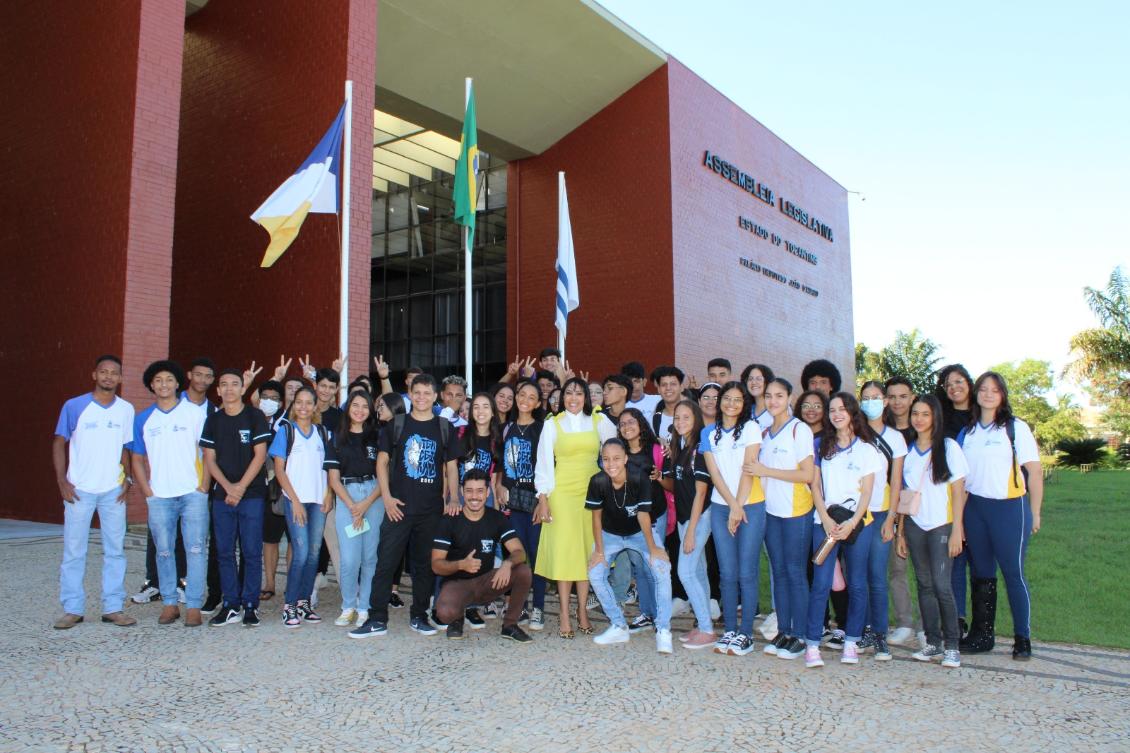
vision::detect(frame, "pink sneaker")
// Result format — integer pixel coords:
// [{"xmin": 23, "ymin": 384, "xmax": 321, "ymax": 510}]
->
[
  {"xmin": 805, "ymin": 646, "xmax": 824, "ymax": 668},
  {"xmin": 683, "ymin": 630, "xmax": 717, "ymax": 650},
  {"xmin": 841, "ymin": 641, "xmax": 860, "ymax": 664}
]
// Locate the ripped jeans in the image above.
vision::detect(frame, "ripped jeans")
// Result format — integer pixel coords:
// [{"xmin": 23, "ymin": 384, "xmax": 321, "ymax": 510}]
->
[{"xmin": 146, "ymin": 492, "xmax": 209, "ymax": 609}]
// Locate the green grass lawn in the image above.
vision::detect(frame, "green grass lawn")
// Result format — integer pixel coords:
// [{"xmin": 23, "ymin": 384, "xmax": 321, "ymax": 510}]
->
[{"xmin": 752, "ymin": 470, "xmax": 1130, "ymax": 649}]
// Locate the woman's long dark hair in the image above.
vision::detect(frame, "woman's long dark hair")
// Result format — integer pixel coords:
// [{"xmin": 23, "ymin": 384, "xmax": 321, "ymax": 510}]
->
[
  {"xmin": 713, "ymin": 381, "xmax": 753, "ymax": 445},
  {"xmin": 558, "ymin": 376, "xmax": 593, "ymax": 415},
  {"xmin": 820, "ymin": 392, "xmax": 875, "ymax": 460},
  {"xmin": 463, "ymin": 391, "xmax": 502, "ymax": 459},
  {"xmin": 489, "ymin": 381, "xmax": 515, "ymax": 424},
  {"xmin": 969, "ymin": 371, "xmax": 1015, "ymax": 429},
  {"xmin": 740, "ymin": 363, "xmax": 775, "ymax": 398},
  {"xmin": 859, "ymin": 379, "xmax": 894, "ymax": 428},
  {"xmin": 511, "ymin": 379, "xmax": 545, "ymax": 424},
  {"xmin": 907, "ymin": 394, "xmax": 952, "ymax": 484},
  {"xmin": 618, "ymin": 407, "xmax": 658, "ymax": 457},
  {"xmin": 336, "ymin": 390, "xmax": 376, "ymax": 448},
  {"xmin": 670, "ymin": 399, "xmax": 705, "ymax": 466},
  {"xmin": 794, "ymin": 389, "xmax": 827, "ymax": 438},
  {"xmin": 378, "ymin": 391, "xmax": 405, "ymax": 420},
  {"xmin": 935, "ymin": 363, "xmax": 974, "ymax": 416}
]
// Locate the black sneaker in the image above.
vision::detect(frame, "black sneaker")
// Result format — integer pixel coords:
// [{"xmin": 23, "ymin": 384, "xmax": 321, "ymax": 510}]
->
[
  {"xmin": 202, "ymin": 594, "xmax": 222, "ymax": 615},
  {"xmin": 348, "ymin": 619, "xmax": 388, "ymax": 639},
  {"xmin": 242, "ymin": 608, "xmax": 261, "ymax": 628},
  {"xmin": 429, "ymin": 609, "xmax": 448, "ymax": 628},
  {"xmin": 729, "ymin": 633, "xmax": 756, "ymax": 656},
  {"xmin": 282, "ymin": 604, "xmax": 301, "ymax": 629},
  {"xmin": 389, "ymin": 592, "xmax": 405, "ymax": 609},
  {"xmin": 447, "ymin": 619, "xmax": 465, "ymax": 640},
  {"xmin": 628, "ymin": 614, "xmax": 655, "ymax": 633},
  {"xmin": 208, "ymin": 605, "xmax": 241, "ymax": 626},
  {"xmin": 857, "ymin": 625, "xmax": 877, "ymax": 650},
  {"xmin": 501, "ymin": 624, "xmax": 533, "ymax": 643},
  {"xmin": 825, "ymin": 629, "xmax": 846, "ymax": 650},
  {"xmin": 777, "ymin": 636, "xmax": 807, "ymax": 660},
  {"xmin": 517, "ymin": 609, "xmax": 531, "ymax": 626},
  {"xmin": 296, "ymin": 600, "xmax": 321, "ymax": 623},
  {"xmin": 465, "ymin": 608, "xmax": 486, "ymax": 629},
  {"xmin": 410, "ymin": 615, "xmax": 438, "ymax": 635},
  {"xmin": 764, "ymin": 632, "xmax": 789, "ymax": 656}
]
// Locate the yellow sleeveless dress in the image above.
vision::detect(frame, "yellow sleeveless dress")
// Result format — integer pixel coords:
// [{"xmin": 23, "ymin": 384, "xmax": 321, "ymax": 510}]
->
[{"xmin": 534, "ymin": 414, "xmax": 601, "ymax": 581}]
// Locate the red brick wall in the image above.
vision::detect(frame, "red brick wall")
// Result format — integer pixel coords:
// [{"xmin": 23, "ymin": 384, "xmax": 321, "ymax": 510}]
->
[
  {"xmin": 667, "ymin": 58, "xmax": 853, "ymax": 388},
  {"xmin": 172, "ymin": 0, "xmax": 376, "ymax": 390},
  {"xmin": 507, "ymin": 66, "xmax": 674, "ymax": 382},
  {"xmin": 0, "ymin": 0, "xmax": 184, "ymax": 523}
]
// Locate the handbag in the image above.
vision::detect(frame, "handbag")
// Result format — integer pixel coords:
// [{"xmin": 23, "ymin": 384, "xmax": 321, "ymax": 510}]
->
[
  {"xmin": 897, "ymin": 459, "xmax": 932, "ymax": 516},
  {"xmin": 507, "ymin": 487, "xmax": 539, "ymax": 514},
  {"xmin": 824, "ymin": 502, "xmax": 864, "ymax": 545}
]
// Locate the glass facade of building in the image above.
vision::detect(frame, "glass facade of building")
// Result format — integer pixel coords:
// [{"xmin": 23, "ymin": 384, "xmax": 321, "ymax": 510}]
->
[{"xmin": 370, "ymin": 155, "xmax": 507, "ymax": 388}]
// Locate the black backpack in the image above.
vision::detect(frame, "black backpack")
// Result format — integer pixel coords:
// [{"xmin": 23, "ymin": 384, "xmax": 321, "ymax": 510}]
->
[{"xmin": 388, "ymin": 413, "xmax": 450, "ymax": 473}]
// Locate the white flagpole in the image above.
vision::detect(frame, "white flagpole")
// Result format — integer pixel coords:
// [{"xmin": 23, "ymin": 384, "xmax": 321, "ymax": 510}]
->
[
  {"xmin": 339, "ymin": 80, "xmax": 353, "ymax": 404},
  {"xmin": 463, "ymin": 77, "xmax": 474, "ymax": 395},
  {"xmin": 557, "ymin": 171, "xmax": 566, "ymax": 364}
]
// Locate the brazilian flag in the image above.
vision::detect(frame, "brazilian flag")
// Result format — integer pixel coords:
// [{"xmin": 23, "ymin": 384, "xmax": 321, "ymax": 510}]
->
[{"xmin": 453, "ymin": 84, "xmax": 479, "ymax": 235}]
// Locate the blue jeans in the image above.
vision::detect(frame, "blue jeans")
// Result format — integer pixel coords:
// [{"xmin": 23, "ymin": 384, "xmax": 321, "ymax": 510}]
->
[
  {"xmin": 588, "ymin": 529, "xmax": 672, "ymax": 630},
  {"xmin": 677, "ymin": 516, "xmax": 713, "ymax": 633},
  {"xmin": 952, "ymin": 550, "xmax": 970, "ymax": 619},
  {"xmin": 283, "ymin": 499, "xmax": 327, "ymax": 605},
  {"xmin": 147, "ymin": 492, "xmax": 209, "ymax": 608},
  {"xmin": 610, "ymin": 548, "xmax": 646, "ymax": 602},
  {"xmin": 335, "ymin": 480, "xmax": 383, "ymax": 610},
  {"xmin": 764, "ymin": 512, "xmax": 810, "ymax": 638},
  {"xmin": 635, "ymin": 512, "xmax": 667, "ymax": 620},
  {"xmin": 964, "ymin": 493, "xmax": 1033, "ymax": 638},
  {"xmin": 211, "ymin": 497, "xmax": 264, "ymax": 609},
  {"xmin": 60, "ymin": 488, "xmax": 127, "ymax": 614},
  {"xmin": 865, "ymin": 510, "xmax": 892, "ymax": 635},
  {"xmin": 806, "ymin": 517, "xmax": 872, "ymax": 645},
  {"xmin": 710, "ymin": 502, "xmax": 766, "ymax": 635},
  {"xmin": 509, "ymin": 509, "xmax": 546, "ymax": 610}
]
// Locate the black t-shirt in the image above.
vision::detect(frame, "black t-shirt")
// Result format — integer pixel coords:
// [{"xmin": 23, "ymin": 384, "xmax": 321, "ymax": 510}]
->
[
  {"xmin": 662, "ymin": 449, "xmax": 711, "ymax": 523},
  {"xmin": 585, "ymin": 466, "xmax": 654, "ymax": 537},
  {"xmin": 943, "ymin": 408, "xmax": 972, "ymax": 441},
  {"xmin": 378, "ymin": 414, "xmax": 461, "ymax": 514},
  {"xmin": 199, "ymin": 406, "xmax": 272, "ymax": 501},
  {"xmin": 460, "ymin": 431, "xmax": 499, "ymax": 481},
  {"xmin": 501, "ymin": 420, "xmax": 543, "ymax": 491},
  {"xmin": 627, "ymin": 446, "xmax": 667, "ymax": 519},
  {"xmin": 432, "ymin": 508, "xmax": 518, "ymax": 580},
  {"xmin": 336, "ymin": 429, "xmax": 380, "ymax": 478},
  {"xmin": 321, "ymin": 405, "xmax": 344, "ymax": 434}
]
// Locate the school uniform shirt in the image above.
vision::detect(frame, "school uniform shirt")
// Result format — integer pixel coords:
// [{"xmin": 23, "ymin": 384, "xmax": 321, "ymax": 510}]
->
[
  {"xmin": 759, "ymin": 417, "xmax": 815, "ymax": 519},
  {"xmin": 267, "ymin": 422, "xmax": 338, "ymax": 504},
  {"xmin": 814, "ymin": 437, "xmax": 881, "ymax": 524},
  {"xmin": 179, "ymin": 391, "xmax": 218, "ymax": 419},
  {"xmin": 336, "ymin": 429, "xmax": 380, "ymax": 479},
  {"xmin": 534, "ymin": 410, "xmax": 618, "ymax": 496},
  {"xmin": 377, "ymin": 414, "xmax": 461, "ymax": 514},
  {"xmin": 627, "ymin": 393, "xmax": 662, "ymax": 422},
  {"xmin": 960, "ymin": 419, "xmax": 1039, "ymax": 499},
  {"xmin": 433, "ymin": 507, "xmax": 517, "ymax": 579},
  {"xmin": 439, "ymin": 405, "xmax": 469, "ymax": 429},
  {"xmin": 868, "ymin": 425, "xmax": 908, "ymax": 512},
  {"xmin": 754, "ymin": 410, "xmax": 773, "ymax": 432},
  {"xmin": 903, "ymin": 439, "xmax": 969, "ymax": 531},
  {"xmin": 585, "ymin": 466, "xmax": 654, "ymax": 537},
  {"xmin": 460, "ymin": 432, "xmax": 498, "ymax": 481},
  {"xmin": 662, "ymin": 449, "xmax": 711, "ymax": 524},
  {"xmin": 55, "ymin": 394, "xmax": 135, "ymax": 495},
  {"xmin": 132, "ymin": 399, "xmax": 208, "ymax": 498},
  {"xmin": 501, "ymin": 420, "xmax": 543, "ymax": 492},
  {"xmin": 698, "ymin": 420, "xmax": 765, "ymax": 507},
  {"xmin": 198, "ymin": 406, "xmax": 272, "ymax": 502}
]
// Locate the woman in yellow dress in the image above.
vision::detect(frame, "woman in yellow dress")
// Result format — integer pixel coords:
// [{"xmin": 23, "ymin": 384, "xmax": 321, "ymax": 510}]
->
[{"xmin": 534, "ymin": 377, "xmax": 618, "ymax": 637}]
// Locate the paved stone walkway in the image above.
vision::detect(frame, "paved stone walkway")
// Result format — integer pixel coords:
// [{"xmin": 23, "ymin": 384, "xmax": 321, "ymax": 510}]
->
[{"xmin": 3, "ymin": 531, "xmax": 1129, "ymax": 752}]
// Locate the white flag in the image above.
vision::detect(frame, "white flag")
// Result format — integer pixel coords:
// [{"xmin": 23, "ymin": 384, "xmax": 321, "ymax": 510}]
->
[{"xmin": 555, "ymin": 172, "xmax": 579, "ymax": 338}]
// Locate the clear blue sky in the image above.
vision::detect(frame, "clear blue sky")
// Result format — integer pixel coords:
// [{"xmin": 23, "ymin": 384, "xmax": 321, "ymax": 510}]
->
[{"xmin": 600, "ymin": 0, "xmax": 1129, "ymax": 388}]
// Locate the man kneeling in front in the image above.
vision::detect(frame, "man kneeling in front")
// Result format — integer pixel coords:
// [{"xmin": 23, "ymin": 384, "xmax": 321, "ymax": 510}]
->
[{"xmin": 432, "ymin": 468, "xmax": 533, "ymax": 642}]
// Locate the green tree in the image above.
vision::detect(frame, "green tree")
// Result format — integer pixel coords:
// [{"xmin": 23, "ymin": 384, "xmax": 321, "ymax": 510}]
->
[
  {"xmin": 1033, "ymin": 395, "xmax": 1087, "ymax": 449},
  {"xmin": 855, "ymin": 329, "xmax": 943, "ymax": 394},
  {"xmin": 990, "ymin": 359, "xmax": 1055, "ymax": 427},
  {"xmin": 854, "ymin": 342, "xmax": 881, "ymax": 388},
  {"xmin": 1065, "ymin": 267, "xmax": 1130, "ymax": 440}
]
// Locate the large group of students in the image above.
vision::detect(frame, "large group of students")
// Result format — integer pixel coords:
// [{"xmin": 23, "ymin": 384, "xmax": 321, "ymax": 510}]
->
[{"xmin": 53, "ymin": 348, "xmax": 1043, "ymax": 668}]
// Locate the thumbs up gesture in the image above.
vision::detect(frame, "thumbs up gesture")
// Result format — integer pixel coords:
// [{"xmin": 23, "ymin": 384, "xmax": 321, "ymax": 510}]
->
[{"xmin": 460, "ymin": 548, "xmax": 481, "ymax": 574}]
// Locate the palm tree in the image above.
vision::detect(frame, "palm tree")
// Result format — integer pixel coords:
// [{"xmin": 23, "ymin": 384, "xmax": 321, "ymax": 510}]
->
[{"xmin": 1066, "ymin": 266, "xmax": 1130, "ymax": 391}]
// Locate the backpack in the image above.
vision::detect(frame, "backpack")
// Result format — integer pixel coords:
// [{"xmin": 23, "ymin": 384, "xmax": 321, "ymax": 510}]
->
[
  {"xmin": 872, "ymin": 430, "xmax": 895, "ymax": 486},
  {"xmin": 388, "ymin": 412, "xmax": 451, "ymax": 475}
]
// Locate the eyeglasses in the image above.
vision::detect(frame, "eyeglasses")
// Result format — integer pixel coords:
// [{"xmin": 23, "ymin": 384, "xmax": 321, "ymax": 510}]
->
[
  {"xmin": 699, "ymin": 395, "xmax": 718, "ymax": 402},
  {"xmin": 944, "ymin": 381, "xmax": 967, "ymax": 390},
  {"xmin": 720, "ymin": 396, "xmax": 744, "ymax": 405},
  {"xmin": 799, "ymin": 403, "xmax": 822, "ymax": 411}
]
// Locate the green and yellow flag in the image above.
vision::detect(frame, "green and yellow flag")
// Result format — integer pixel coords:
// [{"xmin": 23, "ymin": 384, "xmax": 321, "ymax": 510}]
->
[{"xmin": 453, "ymin": 84, "xmax": 479, "ymax": 235}]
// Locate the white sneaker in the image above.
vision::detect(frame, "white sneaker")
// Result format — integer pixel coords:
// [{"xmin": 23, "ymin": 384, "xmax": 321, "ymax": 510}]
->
[
  {"xmin": 355, "ymin": 609, "xmax": 368, "ymax": 625},
  {"xmin": 888, "ymin": 626, "xmax": 915, "ymax": 646},
  {"xmin": 131, "ymin": 582, "xmax": 160, "ymax": 604},
  {"xmin": 917, "ymin": 630, "xmax": 928, "ymax": 649},
  {"xmin": 759, "ymin": 612, "xmax": 778, "ymax": 640},
  {"xmin": 529, "ymin": 607, "xmax": 545, "ymax": 631},
  {"xmin": 709, "ymin": 599, "xmax": 721, "ymax": 621},
  {"xmin": 177, "ymin": 587, "xmax": 186, "ymax": 604},
  {"xmin": 941, "ymin": 649, "xmax": 962, "ymax": 668},
  {"xmin": 670, "ymin": 598, "xmax": 689, "ymax": 617},
  {"xmin": 594, "ymin": 624, "xmax": 631, "ymax": 645},
  {"xmin": 334, "ymin": 609, "xmax": 356, "ymax": 627},
  {"xmin": 656, "ymin": 629, "xmax": 674, "ymax": 654}
]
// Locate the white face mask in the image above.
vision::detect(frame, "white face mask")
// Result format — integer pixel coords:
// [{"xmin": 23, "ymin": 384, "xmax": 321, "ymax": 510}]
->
[{"xmin": 260, "ymin": 398, "xmax": 280, "ymax": 418}]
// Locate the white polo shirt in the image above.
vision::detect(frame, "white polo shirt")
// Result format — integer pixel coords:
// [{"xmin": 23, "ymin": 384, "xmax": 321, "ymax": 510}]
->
[
  {"xmin": 960, "ymin": 419, "xmax": 1039, "ymax": 499},
  {"xmin": 132, "ymin": 399, "xmax": 207, "ymax": 498},
  {"xmin": 868, "ymin": 425, "xmax": 908, "ymax": 512},
  {"xmin": 815, "ymin": 437, "xmax": 880, "ymax": 523},
  {"xmin": 903, "ymin": 439, "xmax": 969, "ymax": 531},
  {"xmin": 699, "ymin": 420, "xmax": 764, "ymax": 507},
  {"xmin": 759, "ymin": 417, "xmax": 814, "ymax": 518},
  {"xmin": 55, "ymin": 394, "xmax": 135, "ymax": 495}
]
